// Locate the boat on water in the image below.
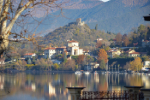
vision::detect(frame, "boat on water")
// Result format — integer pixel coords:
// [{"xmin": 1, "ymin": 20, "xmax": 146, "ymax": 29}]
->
[
  {"xmin": 84, "ymin": 71, "xmax": 90, "ymax": 75},
  {"xmin": 75, "ymin": 71, "xmax": 82, "ymax": 75},
  {"xmin": 94, "ymin": 71, "xmax": 98, "ymax": 74}
]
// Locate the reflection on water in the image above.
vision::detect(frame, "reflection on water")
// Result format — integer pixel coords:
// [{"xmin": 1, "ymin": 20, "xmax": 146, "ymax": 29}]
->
[{"xmin": 0, "ymin": 72, "xmax": 150, "ymax": 100}]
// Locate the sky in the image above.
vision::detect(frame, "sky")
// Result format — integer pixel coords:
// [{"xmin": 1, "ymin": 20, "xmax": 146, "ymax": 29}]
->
[{"xmin": 100, "ymin": 0, "xmax": 110, "ymax": 2}]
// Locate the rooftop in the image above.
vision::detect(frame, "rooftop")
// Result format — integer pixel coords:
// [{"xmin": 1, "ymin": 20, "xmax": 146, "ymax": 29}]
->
[
  {"xmin": 68, "ymin": 40, "xmax": 78, "ymax": 43},
  {"xmin": 24, "ymin": 53, "xmax": 35, "ymax": 56}
]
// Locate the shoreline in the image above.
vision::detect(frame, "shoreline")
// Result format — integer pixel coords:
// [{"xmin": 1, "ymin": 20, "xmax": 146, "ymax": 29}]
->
[{"xmin": 0, "ymin": 70, "xmax": 75, "ymax": 74}]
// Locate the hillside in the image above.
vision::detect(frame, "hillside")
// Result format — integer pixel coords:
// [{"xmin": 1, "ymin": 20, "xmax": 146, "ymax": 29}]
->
[
  {"xmin": 43, "ymin": 22, "xmax": 116, "ymax": 48},
  {"xmin": 38, "ymin": 0, "xmax": 150, "ymax": 35}
]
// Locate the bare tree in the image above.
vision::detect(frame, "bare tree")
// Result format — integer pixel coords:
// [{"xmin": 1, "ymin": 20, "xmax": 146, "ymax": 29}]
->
[{"xmin": 0, "ymin": 0, "xmax": 67, "ymax": 56}]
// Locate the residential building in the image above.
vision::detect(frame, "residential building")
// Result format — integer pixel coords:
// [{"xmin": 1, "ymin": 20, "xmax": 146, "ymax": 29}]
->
[
  {"xmin": 107, "ymin": 49, "xmax": 121, "ymax": 58},
  {"xmin": 67, "ymin": 40, "xmax": 83, "ymax": 55},
  {"xmin": 125, "ymin": 49, "xmax": 147, "ymax": 57},
  {"xmin": 97, "ymin": 38, "xmax": 103, "ymax": 42},
  {"xmin": 44, "ymin": 40, "xmax": 84, "ymax": 59},
  {"xmin": 24, "ymin": 53, "xmax": 36, "ymax": 58},
  {"xmin": 44, "ymin": 47, "xmax": 56, "ymax": 59}
]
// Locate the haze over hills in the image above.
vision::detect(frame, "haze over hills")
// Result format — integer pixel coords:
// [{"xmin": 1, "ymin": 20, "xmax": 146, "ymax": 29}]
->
[{"xmin": 38, "ymin": 0, "xmax": 150, "ymax": 35}]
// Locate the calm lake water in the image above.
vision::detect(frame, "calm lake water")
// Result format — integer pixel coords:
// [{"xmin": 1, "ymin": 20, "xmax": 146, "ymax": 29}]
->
[{"xmin": 0, "ymin": 72, "xmax": 150, "ymax": 100}]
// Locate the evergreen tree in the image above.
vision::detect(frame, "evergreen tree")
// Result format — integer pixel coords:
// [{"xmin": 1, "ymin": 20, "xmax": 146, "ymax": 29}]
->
[
  {"xmin": 95, "ymin": 24, "xmax": 98, "ymax": 30},
  {"xmin": 63, "ymin": 53, "xmax": 67, "ymax": 63}
]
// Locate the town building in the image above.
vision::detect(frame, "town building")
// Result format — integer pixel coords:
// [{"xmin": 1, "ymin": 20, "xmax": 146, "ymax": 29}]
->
[
  {"xmin": 67, "ymin": 40, "xmax": 83, "ymax": 55},
  {"xmin": 44, "ymin": 47, "xmax": 56, "ymax": 59},
  {"xmin": 24, "ymin": 53, "xmax": 36, "ymax": 58},
  {"xmin": 44, "ymin": 40, "xmax": 83, "ymax": 59},
  {"xmin": 125, "ymin": 49, "xmax": 147, "ymax": 57},
  {"xmin": 97, "ymin": 38, "xmax": 103, "ymax": 41},
  {"xmin": 107, "ymin": 49, "xmax": 121, "ymax": 58}
]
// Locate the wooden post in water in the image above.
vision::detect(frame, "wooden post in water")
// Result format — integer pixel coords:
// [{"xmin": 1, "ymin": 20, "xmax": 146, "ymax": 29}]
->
[
  {"xmin": 66, "ymin": 87, "xmax": 85, "ymax": 100},
  {"xmin": 141, "ymin": 89, "xmax": 150, "ymax": 100},
  {"xmin": 125, "ymin": 86, "xmax": 143, "ymax": 100}
]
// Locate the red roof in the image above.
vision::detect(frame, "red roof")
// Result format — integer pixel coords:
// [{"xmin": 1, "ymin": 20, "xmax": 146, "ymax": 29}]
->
[
  {"xmin": 24, "ymin": 53, "xmax": 35, "ymax": 56},
  {"xmin": 44, "ymin": 47, "xmax": 56, "ymax": 50},
  {"xmin": 130, "ymin": 52, "xmax": 147, "ymax": 54},
  {"xmin": 68, "ymin": 40, "xmax": 78, "ymax": 43}
]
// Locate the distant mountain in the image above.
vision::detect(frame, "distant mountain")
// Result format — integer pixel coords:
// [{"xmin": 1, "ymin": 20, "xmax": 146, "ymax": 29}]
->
[
  {"xmin": 43, "ymin": 22, "xmax": 115, "ymax": 47},
  {"xmin": 38, "ymin": 0, "xmax": 150, "ymax": 35}
]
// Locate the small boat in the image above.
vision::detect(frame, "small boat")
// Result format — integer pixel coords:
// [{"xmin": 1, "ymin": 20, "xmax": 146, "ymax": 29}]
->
[
  {"xmin": 94, "ymin": 71, "xmax": 98, "ymax": 74},
  {"xmin": 75, "ymin": 71, "xmax": 82, "ymax": 75},
  {"xmin": 84, "ymin": 71, "xmax": 90, "ymax": 75}
]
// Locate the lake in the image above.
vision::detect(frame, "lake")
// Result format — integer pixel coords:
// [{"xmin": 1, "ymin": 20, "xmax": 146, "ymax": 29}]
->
[{"xmin": 0, "ymin": 72, "xmax": 150, "ymax": 100}]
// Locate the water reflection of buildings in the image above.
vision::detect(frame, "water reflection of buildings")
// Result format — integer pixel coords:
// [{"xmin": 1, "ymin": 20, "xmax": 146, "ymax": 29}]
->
[
  {"xmin": 0, "ymin": 75, "xmax": 4, "ymax": 90},
  {"xmin": 1, "ymin": 73, "xmax": 150, "ymax": 100},
  {"xmin": 142, "ymin": 75, "xmax": 150, "ymax": 88}
]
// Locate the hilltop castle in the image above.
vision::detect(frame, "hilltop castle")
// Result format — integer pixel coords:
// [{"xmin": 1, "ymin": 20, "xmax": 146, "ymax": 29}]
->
[{"xmin": 76, "ymin": 18, "xmax": 84, "ymax": 26}]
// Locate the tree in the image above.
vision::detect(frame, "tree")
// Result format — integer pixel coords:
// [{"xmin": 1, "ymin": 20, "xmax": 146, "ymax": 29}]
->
[
  {"xmin": 97, "ymin": 49, "xmax": 108, "ymax": 63},
  {"xmin": 95, "ymin": 24, "xmax": 98, "ymax": 30},
  {"xmin": 115, "ymin": 33, "xmax": 122, "ymax": 45},
  {"xmin": 77, "ymin": 55, "xmax": 85, "ymax": 65},
  {"xmin": 63, "ymin": 52, "xmax": 67, "ymax": 63},
  {"xmin": 35, "ymin": 58, "xmax": 53, "ymax": 70},
  {"xmin": 65, "ymin": 59, "xmax": 76, "ymax": 70},
  {"xmin": 15, "ymin": 60, "xmax": 27, "ymax": 71},
  {"xmin": 96, "ymin": 41, "xmax": 102, "ymax": 48},
  {"xmin": 99, "ymin": 59, "xmax": 105, "ymax": 70},
  {"xmin": 130, "ymin": 57, "xmax": 142, "ymax": 71},
  {"xmin": 122, "ymin": 34, "xmax": 129, "ymax": 47},
  {"xmin": 124, "ymin": 62, "xmax": 130, "ymax": 70},
  {"xmin": 0, "ymin": 0, "xmax": 65, "ymax": 56},
  {"xmin": 54, "ymin": 63, "xmax": 59, "ymax": 70}
]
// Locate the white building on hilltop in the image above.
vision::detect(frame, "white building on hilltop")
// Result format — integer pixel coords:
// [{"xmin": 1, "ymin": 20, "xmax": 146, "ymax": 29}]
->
[{"xmin": 76, "ymin": 18, "xmax": 84, "ymax": 26}]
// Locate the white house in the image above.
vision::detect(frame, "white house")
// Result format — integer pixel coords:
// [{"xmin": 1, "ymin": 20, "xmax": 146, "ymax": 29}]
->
[
  {"xmin": 24, "ymin": 53, "xmax": 36, "ymax": 58},
  {"xmin": 107, "ymin": 49, "xmax": 121, "ymax": 58},
  {"xmin": 44, "ymin": 47, "xmax": 56, "ymax": 59},
  {"xmin": 97, "ymin": 38, "xmax": 103, "ymax": 41},
  {"xmin": 44, "ymin": 40, "xmax": 84, "ymax": 59}
]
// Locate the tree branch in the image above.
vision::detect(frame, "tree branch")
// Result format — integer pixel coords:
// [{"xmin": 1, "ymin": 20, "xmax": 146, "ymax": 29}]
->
[
  {"xmin": 0, "ymin": 0, "xmax": 4, "ymax": 17},
  {"xmin": 5, "ymin": 1, "xmax": 32, "ymax": 37},
  {"xmin": 1, "ymin": 0, "xmax": 10, "ymax": 35}
]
